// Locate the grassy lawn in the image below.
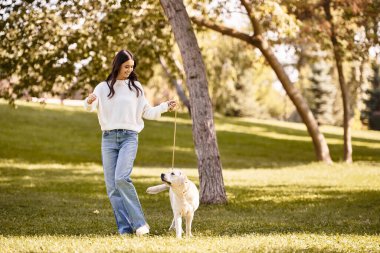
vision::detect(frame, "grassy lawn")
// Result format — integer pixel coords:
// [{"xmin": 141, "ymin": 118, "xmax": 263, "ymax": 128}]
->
[{"xmin": 0, "ymin": 101, "xmax": 380, "ymax": 252}]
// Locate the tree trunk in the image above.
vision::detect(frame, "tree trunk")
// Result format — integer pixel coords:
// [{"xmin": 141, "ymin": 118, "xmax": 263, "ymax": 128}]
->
[
  {"xmin": 323, "ymin": 0, "xmax": 353, "ymax": 163},
  {"xmin": 160, "ymin": 0, "xmax": 227, "ymax": 204},
  {"xmin": 257, "ymin": 39, "xmax": 332, "ymax": 162},
  {"xmin": 159, "ymin": 56, "xmax": 191, "ymax": 114},
  {"xmin": 334, "ymin": 49, "xmax": 353, "ymax": 163}
]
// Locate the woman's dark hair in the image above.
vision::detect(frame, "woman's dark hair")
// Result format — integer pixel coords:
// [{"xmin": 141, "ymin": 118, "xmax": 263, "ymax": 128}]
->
[{"xmin": 105, "ymin": 50, "xmax": 142, "ymax": 98}]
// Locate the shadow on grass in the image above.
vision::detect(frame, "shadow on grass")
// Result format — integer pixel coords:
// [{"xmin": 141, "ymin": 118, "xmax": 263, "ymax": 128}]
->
[
  {"xmin": 217, "ymin": 130, "xmax": 380, "ymax": 168},
  {"xmin": 1, "ymin": 166, "xmax": 379, "ymax": 236},
  {"xmin": 217, "ymin": 117, "xmax": 380, "ymax": 163},
  {"xmin": 219, "ymin": 116, "xmax": 380, "ymax": 144}
]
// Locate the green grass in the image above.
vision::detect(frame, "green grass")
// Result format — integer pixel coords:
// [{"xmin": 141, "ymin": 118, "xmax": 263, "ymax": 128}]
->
[{"xmin": 0, "ymin": 100, "xmax": 380, "ymax": 252}]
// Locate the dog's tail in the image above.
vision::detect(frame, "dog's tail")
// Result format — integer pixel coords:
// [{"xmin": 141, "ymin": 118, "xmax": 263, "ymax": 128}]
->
[{"xmin": 146, "ymin": 184, "xmax": 170, "ymax": 194}]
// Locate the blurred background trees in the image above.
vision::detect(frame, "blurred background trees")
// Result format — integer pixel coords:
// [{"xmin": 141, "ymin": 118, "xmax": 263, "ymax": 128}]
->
[
  {"xmin": 1, "ymin": 0, "xmax": 379, "ymax": 132},
  {"xmin": 361, "ymin": 63, "xmax": 380, "ymax": 130},
  {"xmin": 308, "ymin": 58, "xmax": 336, "ymax": 125}
]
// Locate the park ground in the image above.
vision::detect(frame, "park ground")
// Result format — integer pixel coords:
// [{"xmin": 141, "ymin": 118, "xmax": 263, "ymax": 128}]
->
[{"xmin": 0, "ymin": 100, "xmax": 379, "ymax": 252}]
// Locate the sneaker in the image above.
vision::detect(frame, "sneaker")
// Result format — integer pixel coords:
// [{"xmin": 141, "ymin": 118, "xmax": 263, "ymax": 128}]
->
[{"xmin": 136, "ymin": 224, "xmax": 149, "ymax": 236}]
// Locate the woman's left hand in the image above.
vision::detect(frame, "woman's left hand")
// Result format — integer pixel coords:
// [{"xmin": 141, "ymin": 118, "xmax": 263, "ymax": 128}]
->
[{"xmin": 167, "ymin": 100, "xmax": 177, "ymax": 111}]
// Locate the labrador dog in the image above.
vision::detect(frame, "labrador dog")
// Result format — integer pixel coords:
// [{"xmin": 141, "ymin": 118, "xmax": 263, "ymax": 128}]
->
[{"xmin": 146, "ymin": 169, "xmax": 199, "ymax": 238}]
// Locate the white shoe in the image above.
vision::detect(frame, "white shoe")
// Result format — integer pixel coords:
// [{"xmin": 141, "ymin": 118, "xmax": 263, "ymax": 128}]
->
[{"xmin": 136, "ymin": 225, "xmax": 149, "ymax": 236}]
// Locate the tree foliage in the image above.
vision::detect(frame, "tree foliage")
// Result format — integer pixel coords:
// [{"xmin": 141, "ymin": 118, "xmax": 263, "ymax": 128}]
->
[
  {"xmin": 361, "ymin": 63, "xmax": 380, "ymax": 130},
  {"xmin": 309, "ymin": 59, "xmax": 336, "ymax": 125},
  {"xmin": 0, "ymin": 0, "xmax": 173, "ymax": 104}
]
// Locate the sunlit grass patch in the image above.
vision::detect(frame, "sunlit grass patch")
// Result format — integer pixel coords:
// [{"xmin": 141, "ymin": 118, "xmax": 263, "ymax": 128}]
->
[
  {"xmin": 222, "ymin": 162, "xmax": 380, "ymax": 188},
  {"xmin": 1, "ymin": 233, "xmax": 379, "ymax": 253}
]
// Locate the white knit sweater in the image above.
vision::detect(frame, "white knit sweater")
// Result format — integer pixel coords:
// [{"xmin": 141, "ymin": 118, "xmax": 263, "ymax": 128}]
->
[{"xmin": 84, "ymin": 80, "xmax": 168, "ymax": 132}]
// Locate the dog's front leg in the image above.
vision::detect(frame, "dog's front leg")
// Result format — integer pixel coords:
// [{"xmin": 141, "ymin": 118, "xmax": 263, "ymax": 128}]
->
[
  {"xmin": 185, "ymin": 213, "xmax": 194, "ymax": 237},
  {"xmin": 169, "ymin": 218, "xmax": 175, "ymax": 230},
  {"xmin": 174, "ymin": 214, "xmax": 182, "ymax": 238}
]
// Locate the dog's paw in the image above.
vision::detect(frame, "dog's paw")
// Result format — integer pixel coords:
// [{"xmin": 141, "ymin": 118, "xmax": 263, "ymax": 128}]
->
[
  {"xmin": 146, "ymin": 187, "xmax": 156, "ymax": 194},
  {"xmin": 146, "ymin": 184, "xmax": 169, "ymax": 194}
]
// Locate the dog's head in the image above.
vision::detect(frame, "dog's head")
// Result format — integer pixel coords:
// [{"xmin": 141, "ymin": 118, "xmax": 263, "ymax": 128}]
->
[{"xmin": 161, "ymin": 169, "xmax": 187, "ymax": 187}]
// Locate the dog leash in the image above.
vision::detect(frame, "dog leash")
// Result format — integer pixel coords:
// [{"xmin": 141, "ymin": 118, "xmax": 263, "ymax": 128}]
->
[{"xmin": 171, "ymin": 100, "xmax": 179, "ymax": 171}]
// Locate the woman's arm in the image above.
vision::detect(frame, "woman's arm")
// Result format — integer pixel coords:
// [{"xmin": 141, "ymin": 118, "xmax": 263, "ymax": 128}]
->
[
  {"xmin": 83, "ymin": 86, "xmax": 100, "ymax": 112},
  {"xmin": 142, "ymin": 98, "xmax": 177, "ymax": 120},
  {"xmin": 142, "ymin": 98, "xmax": 168, "ymax": 120}
]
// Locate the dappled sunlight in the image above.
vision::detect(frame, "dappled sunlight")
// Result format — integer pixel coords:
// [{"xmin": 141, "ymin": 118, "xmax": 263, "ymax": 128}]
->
[
  {"xmin": 22, "ymin": 183, "xmax": 36, "ymax": 188},
  {"xmin": 216, "ymin": 121, "xmax": 380, "ymax": 147},
  {"xmin": 216, "ymin": 122, "xmax": 311, "ymax": 142},
  {"xmin": 351, "ymin": 140, "xmax": 380, "ymax": 149},
  {"xmin": 255, "ymin": 131, "xmax": 310, "ymax": 141},
  {"xmin": 231, "ymin": 185, "xmax": 375, "ymax": 204},
  {"xmin": 158, "ymin": 115, "xmax": 192, "ymax": 125},
  {"xmin": 9, "ymin": 100, "xmax": 86, "ymax": 113},
  {"xmin": 228, "ymin": 117, "xmax": 380, "ymax": 143},
  {"xmin": 2, "ymin": 160, "xmax": 379, "ymax": 190},
  {"xmin": 242, "ymin": 191, "xmax": 335, "ymax": 203},
  {"xmin": 320, "ymin": 124, "xmax": 380, "ymax": 141},
  {"xmin": 135, "ymin": 177, "xmax": 165, "ymax": 185},
  {"xmin": 161, "ymin": 146, "xmax": 194, "ymax": 153},
  {"xmin": 323, "ymin": 137, "xmax": 380, "ymax": 148},
  {"xmin": 223, "ymin": 163, "xmax": 380, "ymax": 189},
  {"xmin": 0, "ymin": 159, "xmax": 102, "ymax": 173},
  {"xmin": 232, "ymin": 117, "xmax": 309, "ymax": 131},
  {"xmin": 0, "ymin": 177, "xmax": 12, "ymax": 183},
  {"xmin": 216, "ymin": 122, "xmax": 267, "ymax": 134}
]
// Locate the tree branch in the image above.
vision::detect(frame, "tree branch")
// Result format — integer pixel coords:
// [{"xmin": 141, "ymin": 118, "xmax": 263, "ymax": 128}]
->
[
  {"xmin": 190, "ymin": 16, "xmax": 260, "ymax": 47},
  {"xmin": 240, "ymin": 0, "xmax": 262, "ymax": 35}
]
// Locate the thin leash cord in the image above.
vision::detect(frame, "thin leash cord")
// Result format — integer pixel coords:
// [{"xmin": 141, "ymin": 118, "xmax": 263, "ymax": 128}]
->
[{"xmin": 171, "ymin": 108, "xmax": 177, "ymax": 171}]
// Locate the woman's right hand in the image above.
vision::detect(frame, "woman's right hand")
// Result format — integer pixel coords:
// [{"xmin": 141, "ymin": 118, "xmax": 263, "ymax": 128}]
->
[{"xmin": 87, "ymin": 93, "xmax": 97, "ymax": 104}]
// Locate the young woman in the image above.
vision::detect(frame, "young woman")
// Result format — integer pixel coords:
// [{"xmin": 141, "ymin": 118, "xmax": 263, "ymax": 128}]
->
[{"xmin": 84, "ymin": 50, "xmax": 176, "ymax": 236}]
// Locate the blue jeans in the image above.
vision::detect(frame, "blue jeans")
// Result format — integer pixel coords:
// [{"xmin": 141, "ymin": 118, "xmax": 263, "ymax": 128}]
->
[{"xmin": 101, "ymin": 129, "xmax": 147, "ymax": 234}]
